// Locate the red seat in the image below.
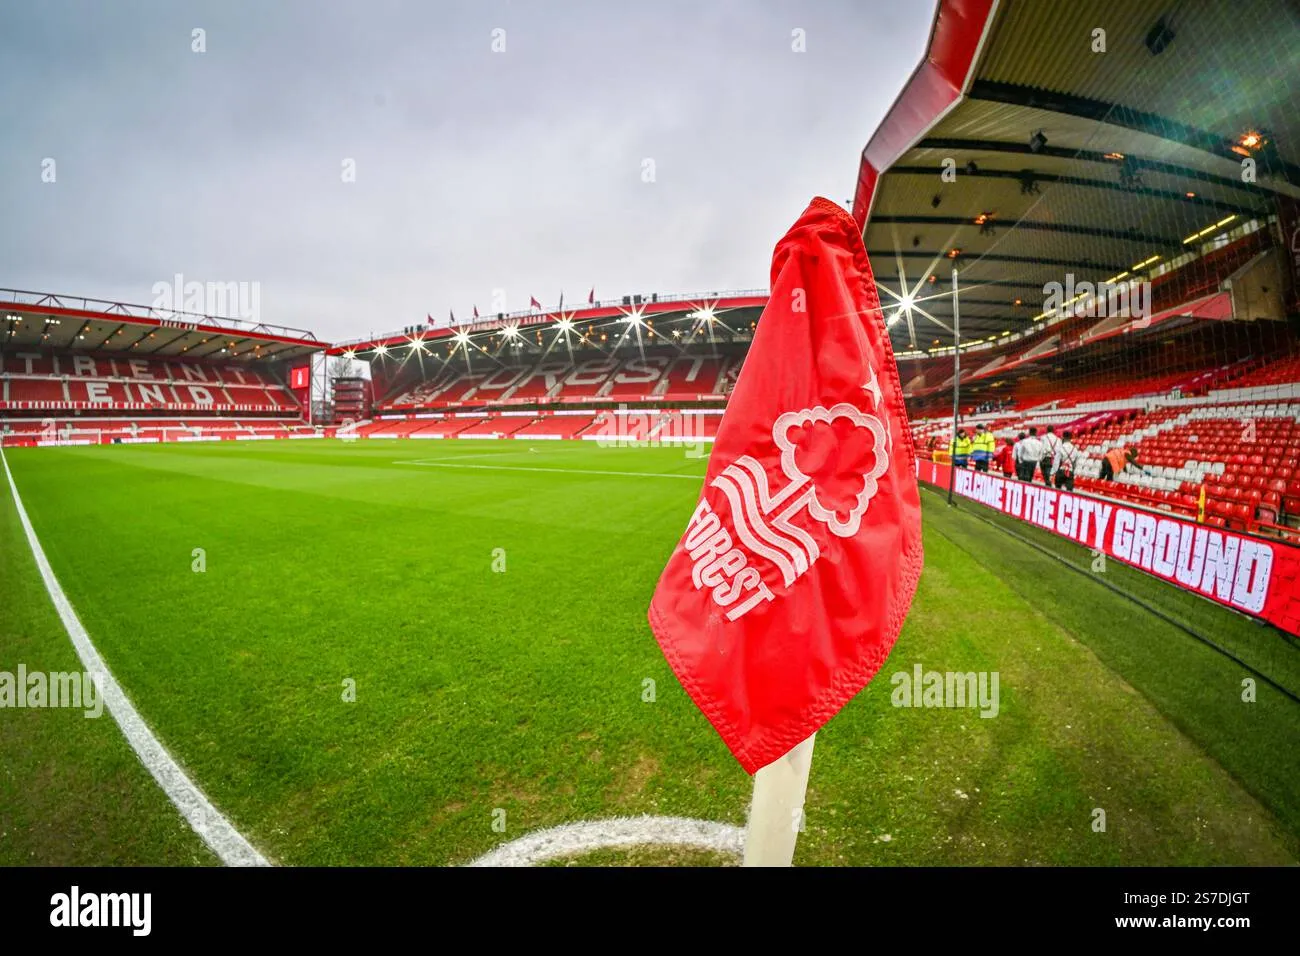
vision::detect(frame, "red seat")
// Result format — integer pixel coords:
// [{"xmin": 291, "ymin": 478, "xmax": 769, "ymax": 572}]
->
[{"xmin": 1229, "ymin": 503, "xmax": 1253, "ymax": 530}]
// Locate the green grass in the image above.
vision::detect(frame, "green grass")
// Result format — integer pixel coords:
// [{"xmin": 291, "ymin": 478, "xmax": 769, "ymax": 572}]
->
[
  {"xmin": 0, "ymin": 460, "xmax": 216, "ymax": 865},
  {"xmin": 1, "ymin": 438, "xmax": 1297, "ymax": 866}
]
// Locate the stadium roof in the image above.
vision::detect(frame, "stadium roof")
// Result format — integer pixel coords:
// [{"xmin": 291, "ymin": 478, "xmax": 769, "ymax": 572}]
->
[
  {"xmin": 328, "ymin": 290, "xmax": 768, "ymax": 358},
  {"xmin": 0, "ymin": 288, "xmax": 327, "ymax": 363},
  {"xmin": 854, "ymin": 0, "xmax": 1300, "ymax": 353}
]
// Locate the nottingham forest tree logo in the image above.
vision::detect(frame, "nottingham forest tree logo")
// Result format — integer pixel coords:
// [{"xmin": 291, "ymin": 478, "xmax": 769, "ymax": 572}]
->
[{"xmin": 683, "ymin": 390, "xmax": 891, "ymax": 621}]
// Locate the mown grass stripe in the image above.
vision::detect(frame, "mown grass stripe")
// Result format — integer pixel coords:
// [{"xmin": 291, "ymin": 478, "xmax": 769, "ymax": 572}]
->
[{"xmin": 0, "ymin": 447, "xmax": 270, "ymax": 867}]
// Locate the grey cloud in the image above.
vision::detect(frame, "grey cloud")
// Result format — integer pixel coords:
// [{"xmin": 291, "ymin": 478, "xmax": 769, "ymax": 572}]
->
[{"xmin": 0, "ymin": 0, "xmax": 930, "ymax": 342}]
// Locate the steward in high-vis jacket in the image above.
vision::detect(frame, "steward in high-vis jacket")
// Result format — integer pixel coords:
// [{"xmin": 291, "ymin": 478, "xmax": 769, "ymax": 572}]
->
[
  {"xmin": 950, "ymin": 430, "xmax": 973, "ymax": 469},
  {"xmin": 970, "ymin": 425, "xmax": 997, "ymax": 472},
  {"xmin": 1101, "ymin": 446, "xmax": 1136, "ymax": 482}
]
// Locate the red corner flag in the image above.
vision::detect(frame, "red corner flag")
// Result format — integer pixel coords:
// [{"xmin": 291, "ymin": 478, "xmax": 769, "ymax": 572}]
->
[{"xmin": 647, "ymin": 197, "xmax": 923, "ymax": 774}]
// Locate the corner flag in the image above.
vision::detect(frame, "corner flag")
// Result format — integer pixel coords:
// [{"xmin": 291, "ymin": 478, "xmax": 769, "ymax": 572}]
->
[{"xmin": 647, "ymin": 197, "xmax": 923, "ymax": 775}]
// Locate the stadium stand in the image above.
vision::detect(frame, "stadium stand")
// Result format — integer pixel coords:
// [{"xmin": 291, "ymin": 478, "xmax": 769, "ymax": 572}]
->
[
  {"xmin": 377, "ymin": 353, "xmax": 737, "ymax": 412},
  {"xmin": 324, "ymin": 292, "xmax": 765, "ymax": 461},
  {"xmin": 511, "ymin": 414, "xmax": 598, "ymax": 440},
  {"xmin": 0, "ymin": 290, "xmax": 323, "ymax": 446},
  {"xmin": 0, "ymin": 350, "xmax": 298, "ymax": 413}
]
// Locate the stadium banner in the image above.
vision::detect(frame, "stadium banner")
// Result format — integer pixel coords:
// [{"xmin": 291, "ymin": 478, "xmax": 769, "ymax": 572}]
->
[{"xmin": 918, "ymin": 460, "xmax": 1300, "ymax": 636}]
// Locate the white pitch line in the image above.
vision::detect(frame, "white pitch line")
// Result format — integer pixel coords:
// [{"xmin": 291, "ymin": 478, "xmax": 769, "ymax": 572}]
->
[
  {"xmin": 393, "ymin": 460, "xmax": 704, "ymax": 480},
  {"xmin": 1, "ymin": 447, "xmax": 270, "ymax": 867},
  {"xmin": 391, "ymin": 450, "xmax": 535, "ymax": 465},
  {"xmin": 466, "ymin": 815, "xmax": 744, "ymax": 867}
]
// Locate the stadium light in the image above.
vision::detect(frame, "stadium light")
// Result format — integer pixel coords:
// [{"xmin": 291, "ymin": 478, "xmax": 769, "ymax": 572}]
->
[
  {"xmin": 409, "ymin": 338, "xmax": 426, "ymax": 353},
  {"xmin": 374, "ymin": 343, "xmax": 389, "ymax": 356},
  {"xmin": 556, "ymin": 318, "xmax": 573, "ymax": 332},
  {"xmin": 503, "ymin": 323, "xmax": 521, "ymax": 339},
  {"xmin": 453, "ymin": 331, "xmax": 471, "ymax": 346},
  {"xmin": 1235, "ymin": 130, "xmax": 1264, "ymax": 154}
]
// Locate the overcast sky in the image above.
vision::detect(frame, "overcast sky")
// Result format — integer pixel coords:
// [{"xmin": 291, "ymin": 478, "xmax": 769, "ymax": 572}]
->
[{"xmin": 0, "ymin": 0, "xmax": 932, "ymax": 343}]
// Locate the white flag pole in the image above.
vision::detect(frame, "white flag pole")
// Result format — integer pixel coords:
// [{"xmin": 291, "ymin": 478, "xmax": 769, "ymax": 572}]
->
[{"xmin": 741, "ymin": 732, "xmax": 817, "ymax": 867}]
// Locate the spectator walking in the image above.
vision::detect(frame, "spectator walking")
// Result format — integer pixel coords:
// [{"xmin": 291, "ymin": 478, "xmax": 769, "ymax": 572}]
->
[
  {"xmin": 1016, "ymin": 427, "xmax": 1044, "ymax": 481},
  {"xmin": 1039, "ymin": 425, "xmax": 1061, "ymax": 486},
  {"xmin": 1052, "ymin": 430, "xmax": 1079, "ymax": 491}
]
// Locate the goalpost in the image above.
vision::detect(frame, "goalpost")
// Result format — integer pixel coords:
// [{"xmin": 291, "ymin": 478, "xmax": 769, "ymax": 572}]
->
[{"xmin": 41, "ymin": 426, "xmax": 102, "ymax": 446}]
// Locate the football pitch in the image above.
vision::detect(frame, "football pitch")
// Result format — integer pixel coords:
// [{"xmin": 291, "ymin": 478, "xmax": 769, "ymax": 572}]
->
[{"xmin": 2, "ymin": 438, "xmax": 1299, "ymax": 866}]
